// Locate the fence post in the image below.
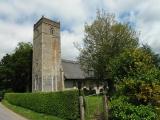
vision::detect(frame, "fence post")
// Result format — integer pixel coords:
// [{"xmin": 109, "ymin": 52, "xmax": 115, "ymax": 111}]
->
[
  {"xmin": 79, "ymin": 96, "xmax": 85, "ymax": 120},
  {"xmin": 103, "ymin": 95, "xmax": 108, "ymax": 120}
]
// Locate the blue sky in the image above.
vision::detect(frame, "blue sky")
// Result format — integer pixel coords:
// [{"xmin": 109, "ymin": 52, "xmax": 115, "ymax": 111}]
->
[{"xmin": 0, "ymin": 0, "xmax": 160, "ymax": 60}]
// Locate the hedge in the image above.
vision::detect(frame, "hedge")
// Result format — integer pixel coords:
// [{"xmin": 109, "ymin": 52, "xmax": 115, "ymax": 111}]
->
[{"xmin": 4, "ymin": 90, "xmax": 79, "ymax": 120}]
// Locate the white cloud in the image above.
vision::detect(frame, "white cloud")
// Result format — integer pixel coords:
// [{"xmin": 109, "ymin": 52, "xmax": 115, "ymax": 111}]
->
[
  {"xmin": 104, "ymin": 0, "xmax": 160, "ymax": 53},
  {"xmin": 0, "ymin": 0, "xmax": 160, "ymax": 60},
  {"xmin": 0, "ymin": 0, "xmax": 89, "ymax": 60},
  {"xmin": 61, "ymin": 31, "xmax": 82, "ymax": 60},
  {"xmin": 0, "ymin": 20, "xmax": 32, "ymax": 58}
]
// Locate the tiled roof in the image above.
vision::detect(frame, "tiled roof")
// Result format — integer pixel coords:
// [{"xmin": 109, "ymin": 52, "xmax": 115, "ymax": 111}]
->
[{"xmin": 62, "ymin": 59, "xmax": 86, "ymax": 79}]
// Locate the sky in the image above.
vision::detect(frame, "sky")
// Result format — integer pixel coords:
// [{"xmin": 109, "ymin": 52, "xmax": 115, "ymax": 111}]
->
[{"xmin": 0, "ymin": 0, "xmax": 160, "ymax": 60}]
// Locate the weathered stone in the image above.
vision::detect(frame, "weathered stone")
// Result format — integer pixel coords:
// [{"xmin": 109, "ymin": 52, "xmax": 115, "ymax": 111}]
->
[{"xmin": 32, "ymin": 17, "xmax": 64, "ymax": 92}]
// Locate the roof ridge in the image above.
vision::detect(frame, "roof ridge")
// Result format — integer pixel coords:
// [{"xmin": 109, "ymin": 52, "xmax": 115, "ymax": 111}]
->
[{"xmin": 61, "ymin": 59, "xmax": 79, "ymax": 64}]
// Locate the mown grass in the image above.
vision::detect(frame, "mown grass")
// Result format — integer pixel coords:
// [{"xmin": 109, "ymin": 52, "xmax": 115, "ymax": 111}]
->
[
  {"xmin": 2, "ymin": 100, "xmax": 63, "ymax": 120},
  {"xmin": 85, "ymin": 95, "xmax": 103, "ymax": 120}
]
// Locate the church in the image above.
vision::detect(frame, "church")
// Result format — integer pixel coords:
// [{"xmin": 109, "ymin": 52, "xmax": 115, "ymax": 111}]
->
[{"xmin": 32, "ymin": 17, "xmax": 93, "ymax": 92}]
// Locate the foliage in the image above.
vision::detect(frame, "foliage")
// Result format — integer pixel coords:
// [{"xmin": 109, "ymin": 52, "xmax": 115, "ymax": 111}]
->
[
  {"xmin": 4, "ymin": 90, "xmax": 79, "ymax": 120},
  {"xmin": 111, "ymin": 46, "xmax": 160, "ymax": 106},
  {"xmin": 77, "ymin": 10, "xmax": 160, "ymax": 119},
  {"xmin": 78, "ymin": 10, "xmax": 139, "ymax": 90},
  {"xmin": 0, "ymin": 90, "xmax": 4, "ymax": 98},
  {"xmin": 142, "ymin": 44, "xmax": 160, "ymax": 68},
  {"xmin": 78, "ymin": 11, "xmax": 160, "ymax": 120},
  {"xmin": 116, "ymin": 78, "xmax": 160, "ymax": 106},
  {"xmin": 110, "ymin": 48, "xmax": 156, "ymax": 81},
  {"xmin": 136, "ymin": 83, "xmax": 160, "ymax": 106},
  {"xmin": 0, "ymin": 42, "xmax": 32, "ymax": 92},
  {"xmin": 110, "ymin": 96, "xmax": 157, "ymax": 120},
  {"xmin": 110, "ymin": 45, "xmax": 160, "ymax": 118},
  {"xmin": 2, "ymin": 100, "xmax": 63, "ymax": 120}
]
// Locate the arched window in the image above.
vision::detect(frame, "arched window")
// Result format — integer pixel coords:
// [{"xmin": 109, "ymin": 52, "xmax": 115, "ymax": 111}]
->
[{"xmin": 50, "ymin": 27, "xmax": 54, "ymax": 34}]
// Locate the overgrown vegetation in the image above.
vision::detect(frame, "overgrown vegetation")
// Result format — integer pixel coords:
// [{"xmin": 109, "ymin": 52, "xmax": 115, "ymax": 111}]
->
[
  {"xmin": 4, "ymin": 90, "xmax": 79, "ymax": 120},
  {"xmin": 109, "ymin": 96, "xmax": 157, "ymax": 120},
  {"xmin": 78, "ymin": 10, "xmax": 160, "ymax": 119}
]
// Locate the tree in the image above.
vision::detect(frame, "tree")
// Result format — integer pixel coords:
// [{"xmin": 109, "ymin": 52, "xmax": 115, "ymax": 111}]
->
[
  {"xmin": 110, "ymin": 47, "xmax": 155, "ymax": 81},
  {"xmin": 141, "ymin": 44, "xmax": 160, "ymax": 68},
  {"xmin": 0, "ymin": 42, "xmax": 32, "ymax": 92},
  {"xmin": 0, "ymin": 54, "xmax": 13, "ymax": 90},
  {"xmin": 113, "ymin": 47, "xmax": 160, "ymax": 105},
  {"xmin": 78, "ymin": 10, "xmax": 139, "ymax": 94}
]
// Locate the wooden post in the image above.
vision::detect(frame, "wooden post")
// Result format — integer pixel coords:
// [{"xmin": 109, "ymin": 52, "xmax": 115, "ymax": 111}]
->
[
  {"xmin": 79, "ymin": 96, "xmax": 85, "ymax": 120},
  {"xmin": 103, "ymin": 95, "xmax": 108, "ymax": 120}
]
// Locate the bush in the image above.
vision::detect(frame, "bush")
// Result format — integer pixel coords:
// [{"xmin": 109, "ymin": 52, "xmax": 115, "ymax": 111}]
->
[
  {"xmin": 4, "ymin": 90, "xmax": 79, "ymax": 120},
  {"xmin": 110, "ymin": 96, "xmax": 157, "ymax": 120},
  {"xmin": 116, "ymin": 78, "xmax": 160, "ymax": 105},
  {"xmin": 0, "ymin": 89, "xmax": 12, "ymax": 101},
  {"xmin": 0, "ymin": 90, "xmax": 4, "ymax": 101}
]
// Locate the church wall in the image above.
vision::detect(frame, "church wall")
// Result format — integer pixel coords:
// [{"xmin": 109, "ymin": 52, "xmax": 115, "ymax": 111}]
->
[{"xmin": 32, "ymin": 23, "xmax": 43, "ymax": 91}]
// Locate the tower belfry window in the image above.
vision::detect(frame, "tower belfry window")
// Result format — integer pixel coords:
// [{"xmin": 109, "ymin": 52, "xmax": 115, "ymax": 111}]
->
[{"xmin": 50, "ymin": 28, "xmax": 54, "ymax": 35}]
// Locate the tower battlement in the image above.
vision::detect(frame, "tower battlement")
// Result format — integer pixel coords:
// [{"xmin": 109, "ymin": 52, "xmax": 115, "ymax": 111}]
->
[{"xmin": 34, "ymin": 16, "xmax": 60, "ymax": 29}]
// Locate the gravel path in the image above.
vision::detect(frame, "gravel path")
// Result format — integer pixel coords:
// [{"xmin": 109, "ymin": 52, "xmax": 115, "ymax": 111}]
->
[{"xmin": 0, "ymin": 103, "xmax": 28, "ymax": 120}]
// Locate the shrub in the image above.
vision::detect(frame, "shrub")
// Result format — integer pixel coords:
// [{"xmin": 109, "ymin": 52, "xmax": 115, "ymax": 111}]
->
[
  {"xmin": 110, "ymin": 96, "xmax": 157, "ymax": 120},
  {"xmin": 0, "ymin": 90, "xmax": 5, "ymax": 96},
  {"xmin": 0, "ymin": 89, "xmax": 13, "ymax": 101},
  {"xmin": 116, "ymin": 78, "xmax": 160, "ymax": 105},
  {"xmin": 4, "ymin": 90, "xmax": 79, "ymax": 120},
  {"xmin": 0, "ymin": 90, "xmax": 4, "ymax": 101}
]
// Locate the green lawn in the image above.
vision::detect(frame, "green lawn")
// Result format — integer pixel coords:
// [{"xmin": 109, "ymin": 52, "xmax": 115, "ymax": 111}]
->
[
  {"xmin": 2, "ymin": 100, "xmax": 63, "ymax": 120},
  {"xmin": 85, "ymin": 95, "xmax": 103, "ymax": 120}
]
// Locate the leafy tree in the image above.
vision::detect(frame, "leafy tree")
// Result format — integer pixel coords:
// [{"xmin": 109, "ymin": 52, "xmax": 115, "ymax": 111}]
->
[
  {"xmin": 111, "ymin": 47, "xmax": 160, "ymax": 105},
  {"xmin": 117, "ymin": 77, "xmax": 160, "ymax": 106},
  {"xmin": 0, "ymin": 42, "xmax": 32, "ymax": 92},
  {"xmin": 142, "ymin": 44, "xmax": 160, "ymax": 68},
  {"xmin": 110, "ymin": 47, "xmax": 156, "ymax": 81},
  {"xmin": 78, "ymin": 10, "xmax": 139, "ymax": 94},
  {"xmin": 0, "ymin": 54, "xmax": 13, "ymax": 90}
]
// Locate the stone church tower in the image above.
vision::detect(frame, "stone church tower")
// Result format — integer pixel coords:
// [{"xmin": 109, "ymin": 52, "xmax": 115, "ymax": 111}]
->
[{"xmin": 32, "ymin": 16, "xmax": 64, "ymax": 92}]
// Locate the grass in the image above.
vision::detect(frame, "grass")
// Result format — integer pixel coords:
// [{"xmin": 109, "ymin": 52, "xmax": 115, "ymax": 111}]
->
[
  {"xmin": 85, "ymin": 95, "xmax": 103, "ymax": 120},
  {"xmin": 2, "ymin": 100, "xmax": 63, "ymax": 120},
  {"xmin": 156, "ymin": 107, "xmax": 160, "ymax": 119}
]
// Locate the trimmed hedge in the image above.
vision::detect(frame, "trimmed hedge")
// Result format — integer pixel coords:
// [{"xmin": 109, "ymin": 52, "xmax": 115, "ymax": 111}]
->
[{"xmin": 4, "ymin": 90, "xmax": 79, "ymax": 120}]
